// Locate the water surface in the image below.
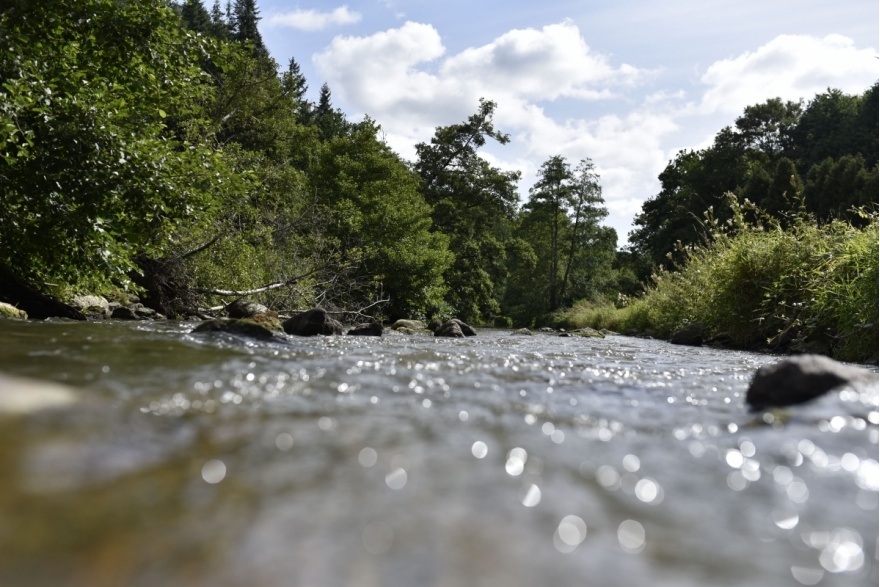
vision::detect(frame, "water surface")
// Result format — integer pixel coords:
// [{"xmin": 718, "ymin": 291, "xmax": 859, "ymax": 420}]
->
[{"xmin": 0, "ymin": 319, "xmax": 876, "ymax": 587}]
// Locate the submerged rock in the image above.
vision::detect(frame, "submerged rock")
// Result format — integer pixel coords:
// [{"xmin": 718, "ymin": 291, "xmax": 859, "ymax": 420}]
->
[
  {"xmin": 745, "ymin": 354, "xmax": 877, "ymax": 411},
  {"xmin": 193, "ymin": 318, "xmax": 278, "ymax": 341},
  {"xmin": 283, "ymin": 308, "xmax": 345, "ymax": 336},
  {"xmin": 348, "ymin": 322, "xmax": 384, "ymax": 336},
  {"xmin": 0, "ymin": 372, "xmax": 78, "ymax": 415},
  {"xmin": 670, "ymin": 321, "xmax": 705, "ymax": 346}
]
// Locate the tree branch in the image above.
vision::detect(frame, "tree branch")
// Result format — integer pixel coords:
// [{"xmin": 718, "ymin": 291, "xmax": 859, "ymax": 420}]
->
[{"xmin": 193, "ymin": 267, "xmax": 322, "ymax": 296}]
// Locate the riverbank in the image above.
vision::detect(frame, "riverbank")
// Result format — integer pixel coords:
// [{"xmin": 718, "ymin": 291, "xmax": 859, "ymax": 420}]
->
[{"xmin": 554, "ymin": 215, "xmax": 879, "ymax": 364}]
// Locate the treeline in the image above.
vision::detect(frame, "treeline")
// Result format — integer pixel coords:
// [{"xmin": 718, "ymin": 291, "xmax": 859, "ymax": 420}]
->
[
  {"xmin": 0, "ymin": 0, "xmax": 624, "ymax": 325},
  {"xmin": 562, "ymin": 81, "xmax": 878, "ymax": 362},
  {"xmin": 628, "ymin": 84, "xmax": 878, "ymax": 273}
]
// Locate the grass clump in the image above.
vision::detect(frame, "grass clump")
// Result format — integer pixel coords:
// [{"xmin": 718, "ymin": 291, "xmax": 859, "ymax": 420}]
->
[{"xmin": 556, "ymin": 199, "xmax": 878, "ymax": 363}]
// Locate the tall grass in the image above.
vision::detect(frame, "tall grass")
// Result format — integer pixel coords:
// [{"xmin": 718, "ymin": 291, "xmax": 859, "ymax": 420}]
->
[{"xmin": 556, "ymin": 203, "xmax": 878, "ymax": 363}]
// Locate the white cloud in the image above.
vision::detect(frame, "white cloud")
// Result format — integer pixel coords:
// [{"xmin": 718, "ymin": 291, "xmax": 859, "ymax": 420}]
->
[
  {"xmin": 313, "ymin": 24, "xmax": 877, "ymax": 246},
  {"xmin": 268, "ymin": 6, "xmax": 361, "ymax": 31},
  {"xmin": 699, "ymin": 34, "xmax": 878, "ymax": 115},
  {"xmin": 440, "ymin": 20, "xmax": 643, "ymax": 101}
]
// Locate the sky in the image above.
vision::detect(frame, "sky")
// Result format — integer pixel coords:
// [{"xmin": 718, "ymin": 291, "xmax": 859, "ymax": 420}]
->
[{"xmin": 256, "ymin": 0, "xmax": 878, "ymax": 248}]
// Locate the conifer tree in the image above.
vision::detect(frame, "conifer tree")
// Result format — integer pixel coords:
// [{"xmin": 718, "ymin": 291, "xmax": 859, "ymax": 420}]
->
[
  {"xmin": 180, "ymin": 0, "xmax": 212, "ymax": 35},
  {"xmin": 232, "ymin": 0, "xmax": 265, "ymax": 53}
]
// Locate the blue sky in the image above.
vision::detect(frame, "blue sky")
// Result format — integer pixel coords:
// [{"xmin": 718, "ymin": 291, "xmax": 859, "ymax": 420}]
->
[{"xmin": 256, "ymin": 0, "xmax": 878, "ymax": 247}]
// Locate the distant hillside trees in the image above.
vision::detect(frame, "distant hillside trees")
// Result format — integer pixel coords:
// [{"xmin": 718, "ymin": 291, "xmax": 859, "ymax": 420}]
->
[{"xmin": 629, "ymin": 84, "xmax": 878, "ymax": 271}]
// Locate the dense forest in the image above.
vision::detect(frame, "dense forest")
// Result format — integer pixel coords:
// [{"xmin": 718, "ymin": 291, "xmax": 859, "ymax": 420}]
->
[{"xmin": 1, "ymin": 0, "xmax": 877, "ymax": 346}]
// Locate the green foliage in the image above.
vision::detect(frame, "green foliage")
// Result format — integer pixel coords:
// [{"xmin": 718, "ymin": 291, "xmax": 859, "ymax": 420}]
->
[
  {"xmin": 415, "ymin": 99, "xmax": 521, "ymax": 322},
  {"xmin": 560, "ymin": 201, "xmax": 879, "ymax": 363},
  {"xmin": 0, "ymin": 0, "xmax": 224, "ymax": 291},
  {"xmin": 630, "ymin": 85, "xmax": 878, "ymax": 268},
  {"xmin": 309, "ymin": 119, "xmax": 453, "ymax": 317}
]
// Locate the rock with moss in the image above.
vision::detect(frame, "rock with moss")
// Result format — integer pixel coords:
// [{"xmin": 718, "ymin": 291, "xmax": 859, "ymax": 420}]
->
[
  {"xmin": 512, "ymin": 328, "xmax": 532, "ymax": 335},
  {"xmin": 0, "ymin": 302, "xmax": 27, "ymax": 319},
  {"xmin": 390, "ymin": 319, "xmax": 425, "ymax": 331},
  {"xmin": 192, "ymin": 318, "xmax": 278, "ymax": 341},
  {"xmin": 569, "ymin": 327, "xmax": 605, "ymax": 339},
  {"xmin": 225, "ymin": 299, "xmax": 269, "ymax": 319}
]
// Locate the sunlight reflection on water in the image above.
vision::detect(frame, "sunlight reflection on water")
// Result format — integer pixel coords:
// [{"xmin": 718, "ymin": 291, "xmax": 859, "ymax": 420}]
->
[{"xmin": 0, "ymin": 322, "xmax": 876, "ymax": 587}]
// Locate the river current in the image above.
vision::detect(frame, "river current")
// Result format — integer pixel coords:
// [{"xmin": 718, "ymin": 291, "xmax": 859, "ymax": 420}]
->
[{"xmin": 0, "ymin": 319, "xmax": 876, "ymax": 587}]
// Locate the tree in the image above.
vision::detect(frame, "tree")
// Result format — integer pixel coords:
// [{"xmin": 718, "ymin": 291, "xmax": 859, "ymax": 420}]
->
[
  {"xmin": 514, "ymin": 156, "xmax": 613, "ymax": 314},
  {"xmin": 734, "ymin": 97, "xmax": 802, "ymax": 158},
  {"xmin": 414, "ymin": 99, "xmax": 521, "ymax": 321},
  {"xmin": 0, "ymin": 0, "xmax": 227, "ymax": 292},
  {"xmin": 209, "ymin": 0, "xmax": 229, "ymax": 39},
  {"xmin": 527, "ymin": 155, "xmax": 570, "ymax": 309},
  {"xmin": 282, "ymin": 57, "xmax": 310, "ymax": 121},
  {"xmin": 231, "ymin": 0, "xmax": 265, "ymax": 54},
  {"xmin": 313, "ymin": 83, "xmax": 349, "ymax": 140},
  {"xmin": 180, "ymin": 0, "xmax": 212, "ymax": 35},
  {"xmin": 307, "ymin": 119, "xmax": 453, "ymax": 317}
]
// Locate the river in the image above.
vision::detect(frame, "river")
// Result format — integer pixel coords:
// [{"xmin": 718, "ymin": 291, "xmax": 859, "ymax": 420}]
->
[{"xmin": 0, "ymin": 319, "xmax": 876, "ymax": 587}]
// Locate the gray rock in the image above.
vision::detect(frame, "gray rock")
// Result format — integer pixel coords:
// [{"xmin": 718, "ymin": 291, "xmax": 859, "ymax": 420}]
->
[
  {"xmin": 512, "ymin": 328, "xmax": 532, "ymax": 335},
  {"xmin": 434, "ymin": 321, "xmax": 465, "ymax": 338},
  {"xmin": 745, "ymin": 354, "xmax": 877, "ymax": 411},
  {"xmin": 225, "ymin": 299, "xmax": 269, "ymax": 319},
  {"xmin": 283, "ymin": 309, "xmax": 345, "ymax": 336},
  {"xmin": 72, "ymin": 295, "xmax": 110, "ymax": 316}
]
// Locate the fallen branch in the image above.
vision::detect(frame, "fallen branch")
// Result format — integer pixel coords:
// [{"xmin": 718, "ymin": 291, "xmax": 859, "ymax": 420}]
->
[{"xmin": 193, "ymin": 268, "xmax": 322, "ymax": 297}]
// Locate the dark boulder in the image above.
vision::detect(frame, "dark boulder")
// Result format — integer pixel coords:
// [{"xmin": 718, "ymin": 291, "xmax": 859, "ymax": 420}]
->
[
  {"xmin": 451, "ymin": 319, "xmax": 477, "ymax": 336},
  {"xmin": 669, "ymin": 321, "xmax": 705, "ymax": 346},
  {"xmin": 193, "ymin": 318, "xmax": 277, "ymax": 341},
  {"xmin": 434, "ymin": 319, "xmax": 476, "ymax": 338},
  {"xmin": 283, "ymin": 309, "xmax": 345, "ymax": 336},
  {"xmin": 111, "ymin": 306, "xmax": 141, "ymax": 320},
  {"xmin": 745, "ymin": 354, "xmax": 877, "ymax": 411},
  {"xmin": 348, "ymin": 322, "xmax": 384, "ymax": 336},
  {"xmin": 434, "ymin": 321, "xmax": 465, "ymax": 338}
]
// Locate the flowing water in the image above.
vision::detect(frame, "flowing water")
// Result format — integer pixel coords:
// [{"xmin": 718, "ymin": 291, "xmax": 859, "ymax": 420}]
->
[{"xmin": 0, "ymin": 319, "xmax": 876, "ymax": 587}]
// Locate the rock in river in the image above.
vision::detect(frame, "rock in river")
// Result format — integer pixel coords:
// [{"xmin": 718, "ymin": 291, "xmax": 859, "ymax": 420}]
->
[
  {"xmin": 193, "ymin": 318, "xmax": 278, "ymax": 341},
  {"xmin": 283, "ymin": 308, "xmax": 345, "ymax": 336},
  {"xmin": 745, "ymin": 354, "xmax": 878, "ymax": 411}
]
